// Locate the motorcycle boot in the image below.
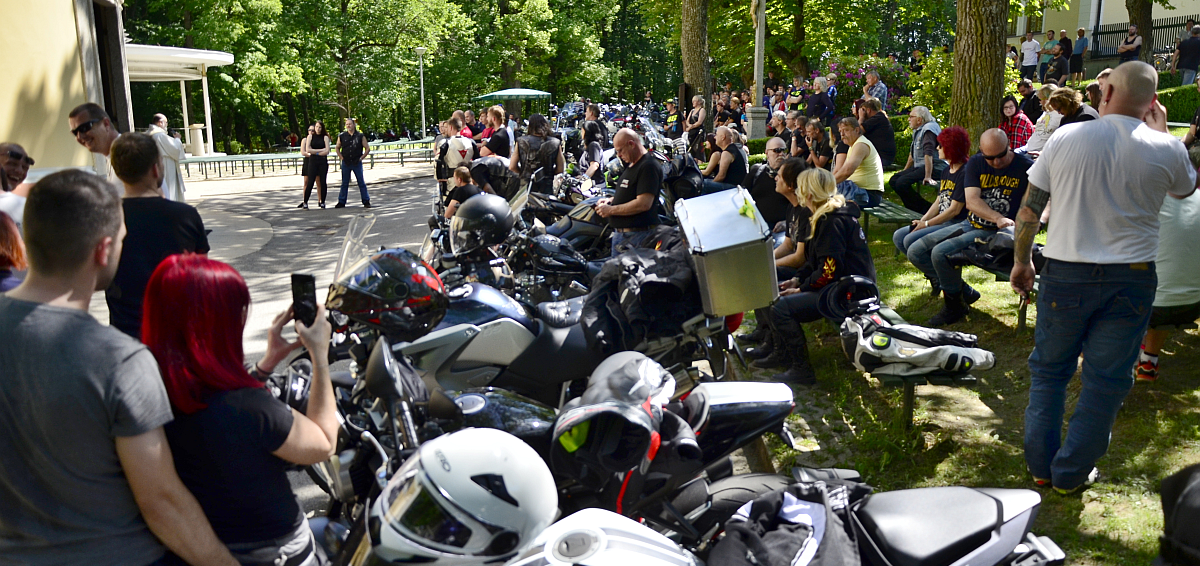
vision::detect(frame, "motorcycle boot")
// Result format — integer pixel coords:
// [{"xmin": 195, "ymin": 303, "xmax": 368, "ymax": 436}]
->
[
  {"xmin": 928, "ymin": 290, "xmax": 970, "ymax": 327},
  {"xmin": 736, "ymin": 308, "xmax": 772, "ymax": 344},
  {"xmin": 744, "ymin": 331, "xmax": 776, "ymax": 360},
  {"xmin": 767, "ymin": 305, "xmax": 817, "ymax": 385}
]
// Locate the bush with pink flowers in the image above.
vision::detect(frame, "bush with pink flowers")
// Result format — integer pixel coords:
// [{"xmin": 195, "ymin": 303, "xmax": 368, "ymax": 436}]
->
[{"xmin": 815, "ymin": 55, "xmax": 911, "ymax": 118}]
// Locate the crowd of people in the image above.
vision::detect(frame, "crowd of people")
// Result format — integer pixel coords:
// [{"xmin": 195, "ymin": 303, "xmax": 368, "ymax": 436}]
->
[{"xmin": 1, "ymin": 31, "xmax": 1199, "ymax": 564}]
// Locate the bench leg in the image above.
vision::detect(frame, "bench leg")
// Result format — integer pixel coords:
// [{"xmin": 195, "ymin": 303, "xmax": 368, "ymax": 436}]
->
[{"xmin": 902, "ymin": 382, "xmax": 915, "ymax": 430}]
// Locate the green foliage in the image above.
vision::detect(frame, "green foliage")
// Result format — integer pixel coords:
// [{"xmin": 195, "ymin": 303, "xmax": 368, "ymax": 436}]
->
[
  {"xmin": 892, "ymin": 48, "xmax": 953, "ymax": 124},
  {"xmin": 817, "ymin": 55, "xmax": 911, "ymax": 118},
  {"xmin": 1159, "ymin": 71, "xmax": 1183, "ymax": 90},
  {"xmin": 747, "ymin": 137, "xmax": 771, "ymax": 155},
  {"xmin": 894, "ymin": 129, "xmax": 914, "ymax": 168},
  {"xmin": 1158, "ymin": 85, "xmax": 1200, "ymax": 123},
  {"xmin": 748, "ymin": 153, "xmax": 767, "ymax": 166},
  {"xmin": 891, "ymin": 48, "xmax": 1019, "ymax": 129}
]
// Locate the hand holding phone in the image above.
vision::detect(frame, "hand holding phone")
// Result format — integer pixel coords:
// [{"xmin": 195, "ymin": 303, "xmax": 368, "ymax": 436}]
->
[{"xmin": 291, "ymin": 274, "xmax": 318, "ymax": 327}]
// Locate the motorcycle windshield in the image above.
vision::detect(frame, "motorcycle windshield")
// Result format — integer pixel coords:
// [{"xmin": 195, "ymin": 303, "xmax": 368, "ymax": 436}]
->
[{"xmin": 334, "ymin": 214, "xmax": 377, "ymax": 283}]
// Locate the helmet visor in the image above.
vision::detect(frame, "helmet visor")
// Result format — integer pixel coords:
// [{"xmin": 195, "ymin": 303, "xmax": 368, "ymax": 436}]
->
[
  {"xmin": 448, "ymin": 215, "xmax": 486, "ymax": 256},
  {"xmin": 383, "ymin": 459, "xmax": 518, "ymax": 556}
]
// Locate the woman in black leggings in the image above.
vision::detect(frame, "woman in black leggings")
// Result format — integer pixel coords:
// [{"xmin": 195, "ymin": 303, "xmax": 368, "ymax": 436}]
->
[{"xmin": 300, "ymin": 121, "xmax": 331, "ymax": 208}]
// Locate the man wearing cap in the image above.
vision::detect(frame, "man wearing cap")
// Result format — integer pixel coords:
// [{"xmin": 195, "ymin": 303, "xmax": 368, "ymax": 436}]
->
[{"xmin": 664, "ymin": 99, "xmax": 684, "ymax": 140}]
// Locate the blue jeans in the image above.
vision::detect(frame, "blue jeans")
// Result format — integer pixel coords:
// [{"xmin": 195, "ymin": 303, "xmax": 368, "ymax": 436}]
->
[
  {"xmin": 905, "ymin": 221, "xmax": 971, "ymax": 287},
  {"xmin": 927, "ymin": 221, "xmax": 993, "ymax": 295},
  {"xmin": 835, "ymin": 181, "xmax": 882, "ymax": 208},
  {"xmin": 892, "ymin": 222, "xmax": 951, "ymax": 256},
  {"xmin": 702, "ymin": 179, "xmax": 737, "ymax": 195},
  {"xmin": 1039, "ymin": 62, "xmax": 1049, "ymax": 82},
  {"xmin": 339, "ymin": 160, "xmax": 370, "ymax": 204},
  {"xmin": 611, "ymin": 229, "xmax": 654, "ymax": 255},
  {"xmin": 1024, "ymin": 259, "xmax": 1157, "ymax": 488},
  {"xmin": 1183, "ymin": 68, "xmax": 1197, "ymax": 88}
]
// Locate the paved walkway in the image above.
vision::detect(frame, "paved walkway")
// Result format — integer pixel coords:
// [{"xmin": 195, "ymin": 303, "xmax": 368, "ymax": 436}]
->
[{"xmin": 88, "ymin": 162, "xmax": 437, "ymax": 358}]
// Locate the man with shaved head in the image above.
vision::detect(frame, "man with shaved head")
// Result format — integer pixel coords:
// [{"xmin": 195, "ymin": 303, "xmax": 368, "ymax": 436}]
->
[
  {"xmin": 917, "ymin": 127, "xmax": 1033, "ymax": 326},
  {"xmin": 1011, "ymin": 61, "xmax": 1196, "ymax": 495},
  {"xmin": 701, "ymin": 126, "xmax": 748, "ymax": 194},
  {"xmin": 0, "ymin": 143, "xmax": 32, "ymax": 230},
  {"xmin": 595, "ymin": 128, "xmax": 662, "ymax": 253}
]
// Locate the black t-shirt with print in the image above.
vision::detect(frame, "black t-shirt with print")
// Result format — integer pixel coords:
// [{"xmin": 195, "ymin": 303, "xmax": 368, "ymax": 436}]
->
[
  {"xmin": 964, "ymin": 152, "xmax": 1034, "ymax": 229},
  {"xmin": 609, "ymin": 152, "xmax": 663, "ymax": 229},
  {"xmin": 787, "ymin": 86, "xmax": 806, "ymax": 111},
  {"xmin": 937, "ymin": 165, "xmax": 969, "ymax": 221}
]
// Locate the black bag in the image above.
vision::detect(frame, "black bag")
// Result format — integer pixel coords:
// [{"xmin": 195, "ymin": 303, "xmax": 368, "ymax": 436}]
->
[
  {"xmin": 944, "ymin": 228, "xmax": 1046, "ymax": 273},
  {"xmin": 710, "ymin": 479, "xmax": 871, "ymax": 566},
  {"xmin": 1160, "ymin": 464, "xmax": 1200, "ymax": 565}
]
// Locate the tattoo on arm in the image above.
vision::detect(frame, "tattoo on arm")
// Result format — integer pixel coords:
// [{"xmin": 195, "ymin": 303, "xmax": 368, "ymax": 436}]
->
[{"xmin": 1013, "ymin": 184, "xmax": 1048, "ymax": 263}]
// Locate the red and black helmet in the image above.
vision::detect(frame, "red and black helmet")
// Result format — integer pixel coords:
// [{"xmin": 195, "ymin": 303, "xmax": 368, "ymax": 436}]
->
[{"xmin": 326, "ymin": 248, "xmax": 448, "ymax": 341}]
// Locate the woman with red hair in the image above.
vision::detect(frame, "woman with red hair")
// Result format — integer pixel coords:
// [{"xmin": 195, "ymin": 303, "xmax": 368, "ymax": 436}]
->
[
  {"xmin": 142, "ymin": 254, "xmax": 336, "ymax": 565},
  {"xmin": 893, "ymin": 126, "xmax": 972, "ymax": 296},
  {"xmin": 0, "ymin": 211, "xmax": 26, "ymax": 291}
]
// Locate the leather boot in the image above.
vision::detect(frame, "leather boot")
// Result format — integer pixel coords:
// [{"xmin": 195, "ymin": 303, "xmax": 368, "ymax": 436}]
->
[
  {"xmin": 744, "ymin": 331, "xmax": 775, "ymax": 360},
  {"xmin": 929, "ymin": 291, "xmax": 969, "ymax": 327},
  {"xmin": 929, "ymin": 279, "xmax": 942, "ymax": 298},
  {"xmin": 736, "ymin": 308, "xmax": 772, "ymax": 344},
  {"xmin": 770, "ymin": 326, "xmax": 816, "ymax": 385},
  {"xmin": 963, "ymin": 283, "xmax": 981, "ymax": 305}
]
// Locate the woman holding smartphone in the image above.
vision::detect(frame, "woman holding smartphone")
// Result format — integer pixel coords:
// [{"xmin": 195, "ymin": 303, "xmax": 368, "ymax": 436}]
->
[{"xmin": 142, "ymin": 254, "xmax": 336, "ymax": 565}]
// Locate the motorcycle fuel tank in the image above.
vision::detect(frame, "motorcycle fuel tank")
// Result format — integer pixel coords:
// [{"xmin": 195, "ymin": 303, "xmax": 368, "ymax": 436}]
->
[
  {"xmin": 453, "ymin": 387, "xmax": 557, "ymax": 461},
  {"xmin": 435, "ymin": 283, "xmax": 536, "ymax": 334}
]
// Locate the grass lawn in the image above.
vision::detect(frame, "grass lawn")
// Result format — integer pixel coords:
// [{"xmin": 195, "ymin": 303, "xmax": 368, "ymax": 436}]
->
[{"xmin": 737, "ymin": 184, "xmax": 1200, "ymax": 565}]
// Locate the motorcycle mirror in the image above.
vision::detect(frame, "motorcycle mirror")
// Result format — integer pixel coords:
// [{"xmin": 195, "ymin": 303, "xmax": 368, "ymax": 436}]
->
[{"xmin": 363, "ymin": 337, "xmax": 404, "ymax": 401}]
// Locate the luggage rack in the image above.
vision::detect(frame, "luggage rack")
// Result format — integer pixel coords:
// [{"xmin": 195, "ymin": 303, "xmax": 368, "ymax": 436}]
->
[{"xmin": 871, "ymin": 372, "xmax": 978, "ymax": 430}]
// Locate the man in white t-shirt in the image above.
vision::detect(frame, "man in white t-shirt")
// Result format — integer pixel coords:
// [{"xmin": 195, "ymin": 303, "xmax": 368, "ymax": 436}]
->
[
  {"xmin": 1020, "ymin": 31, "xmax": 1042, "ymax": 81},
  {"xmin": 1011, "ymin": 62, "xmax": 1196, "ymax": 495},
  {"xmin": 1134, "ymin": 146, "xmax": 1200, "ymax": 382}
]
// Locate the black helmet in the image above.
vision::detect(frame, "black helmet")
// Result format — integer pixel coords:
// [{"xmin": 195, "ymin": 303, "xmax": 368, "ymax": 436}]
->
[
  {"xmin": 817, "ymin": 275, "xmax": 881, "ymax": 321},
  {"xmin": 326, "ymin": 248, "xmax": 448, "ymax": 341},
  {"xmin": 449, "ymin": 193, "xmax": 515, "ymax": 255}
]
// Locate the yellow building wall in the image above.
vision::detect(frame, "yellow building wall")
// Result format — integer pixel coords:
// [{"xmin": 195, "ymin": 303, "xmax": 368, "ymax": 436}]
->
[{"xmin": 0, "ymin": 0, "xmax": 93, "ymax": 169}]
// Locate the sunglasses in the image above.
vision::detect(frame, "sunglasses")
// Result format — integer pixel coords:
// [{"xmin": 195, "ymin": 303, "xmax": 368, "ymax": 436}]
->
[
  {"xmin": 71, "ymin": 118, "xmax": 102, "ymax": 137},
  {"xmin": 983, "ymin": 148, "xmax": 1009, "ymax": 161},
  {"xmin": 5, "ymin": 150, "xmax": 33, "ymax": 167},
  {"xmin": 768, "ymin": 148, "xmax": 789, "ymax": 154}
]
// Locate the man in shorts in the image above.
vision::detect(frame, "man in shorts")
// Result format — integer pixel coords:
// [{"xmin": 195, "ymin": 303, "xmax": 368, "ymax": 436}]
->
[{"xmin": 1135, "ymin": 145, "xmax": 1200, "ymax": 381}]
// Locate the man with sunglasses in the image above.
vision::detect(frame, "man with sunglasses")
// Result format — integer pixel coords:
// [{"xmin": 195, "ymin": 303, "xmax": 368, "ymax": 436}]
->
[
  {"xmin": 746, "ymin": 137, "xmax": 793, "ymax": 227},
  {"xmin": 0, "ymin": 143, "xmax": 34, "ymax": 190},
  {"xmin": 920, "ymin": 128, "xmax": 1032, "ymax": 326},
  {"xmin": 68, "ymin": 102, "xmax": 121, "ymax": 186},
  {"xmin": 1011, "ymin": 62, "xmax": 1195, "ymax": 495}
]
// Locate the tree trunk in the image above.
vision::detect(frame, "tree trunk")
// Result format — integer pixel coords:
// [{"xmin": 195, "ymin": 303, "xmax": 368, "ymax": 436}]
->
[
  {"xmin": 682, "ymin": 0, "xmax": 713, "ymax": 130},
  {"xmin": 950, "ymin": 0, "xmax": 1007, "ymax": 150},
  {"xmin": 1126, "ymin": 0, "xmax": 1154, "ymax": 62},
  {"xmin": 300, "ymin": 93, "xmax": 312, "ymax": 129},
  {"xmin": 284, "ymin": 93, "xmax": 299, "ymax": 134},
  {"xmin": 788, "ymin": 4, "xmax": 809, "ymax": 79}
]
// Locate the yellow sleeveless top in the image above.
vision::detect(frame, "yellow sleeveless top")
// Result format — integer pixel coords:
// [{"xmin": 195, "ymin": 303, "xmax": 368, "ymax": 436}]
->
[{"xmin": 848, "ymin": 135, "xmax": 884, "ymax": 192}]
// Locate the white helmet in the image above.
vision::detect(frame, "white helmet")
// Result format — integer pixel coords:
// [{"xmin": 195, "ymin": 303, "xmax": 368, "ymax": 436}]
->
[
  {"xmin": 368, "ymin": 428, "xmax": 558, "ymax": 565},
  {"xmin": 507, "ymin": 508, "xmax": 701, "ymax": 566}
]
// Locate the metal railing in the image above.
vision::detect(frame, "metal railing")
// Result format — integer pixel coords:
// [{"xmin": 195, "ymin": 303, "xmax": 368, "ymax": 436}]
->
[{"xmin": 1091, "ymin": 13, "xmax": 1200, "ymax": 58}]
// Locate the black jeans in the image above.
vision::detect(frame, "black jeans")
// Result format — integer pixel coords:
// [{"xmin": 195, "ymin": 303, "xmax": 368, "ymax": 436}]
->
[{"xmin": 889, "ymin": 160, "xmax": 947, "ymax": 213}]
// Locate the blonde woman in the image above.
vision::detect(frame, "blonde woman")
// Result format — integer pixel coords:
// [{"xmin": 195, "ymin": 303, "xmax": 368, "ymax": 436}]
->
[{"xmin": 764, "ymin": 167, "xmax": 876, "ymax": 385}]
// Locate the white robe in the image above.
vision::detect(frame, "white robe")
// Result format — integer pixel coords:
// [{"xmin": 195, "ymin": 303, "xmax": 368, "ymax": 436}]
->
[{"xmin": 149, "ymin": 126, "xmax": 187, "ymax": 202}]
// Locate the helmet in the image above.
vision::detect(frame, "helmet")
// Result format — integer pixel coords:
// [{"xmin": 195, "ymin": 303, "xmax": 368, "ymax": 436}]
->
[
  {"xmin": 450, "ymin": 193, "xmax": 516, "ymax": 255},
  {"xmin": 817, "ymin": 275, "xmax": 881, "ymax": 321},
  {"xmin": 507, "ymin": 508, "xmax": 701, "ymax": 566},
  {"xmin": 369, "ymin": 428, "xmax": 558, "ymax": 565},
  {"xmin": 326, "ymin": 248, "xmax": 448, "ymax": 341}
]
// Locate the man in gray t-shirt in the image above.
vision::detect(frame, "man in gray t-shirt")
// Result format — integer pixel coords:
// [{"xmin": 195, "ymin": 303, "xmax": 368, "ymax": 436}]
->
[{"xmin": 0, "ymin": 170, "xmax": 236, "ymax": 566}]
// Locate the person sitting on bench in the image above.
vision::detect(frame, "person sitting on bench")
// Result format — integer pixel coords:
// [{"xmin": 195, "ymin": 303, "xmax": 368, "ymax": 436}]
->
[
  {"xmin": 759, "ymin": 168, "xmax": 876, "ymax": 385},
  {"xmin": 893, "ymin": 126, "xmax": 971, "ymax": 272}
]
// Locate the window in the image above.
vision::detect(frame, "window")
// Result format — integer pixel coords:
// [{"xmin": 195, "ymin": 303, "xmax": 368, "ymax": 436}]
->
[
  {"xmin": 1026, "ymin": 12, "xmax": 1043, "ymax": 34},
  {"xmin": 1008, "ymin": 14, "xmax": 1019, "ymax": 36}
]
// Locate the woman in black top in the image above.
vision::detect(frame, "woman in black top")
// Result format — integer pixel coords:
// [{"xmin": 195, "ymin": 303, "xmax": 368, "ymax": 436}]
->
[
  {"xmin": 297, "ymin": 125, "xmax": 314, "ymax": 209},
  {"xmin": 762, "ymin": 167, "xmax": 875, "ymax": 385},
  {"xmin": 143, "ymin": 254, "xmax": 338, "ymax": 566},
  {"xmin": 300, "ymin": 122, "xmax": 331, "ymax": 209},
  {"xmin": 580, "ymin": 121, "xmax": 607, "ymax": 189},
  {"xmin": 509, "ymin": 114, "xmax": 565, "ymax": 194},
  {"xmin": 686, "ymin": 95, "xmax": 707, "ymax": 160},
  {"xmin": 1049, "ymin": 87, "xmax": 1099, "ymax": 126},
  {"xmin": 894, "ymin": 126, "xmax": 970, "ymax": 258},
  {"xmin": 805, "ymin": 77, "xmax": 835, "ymax": 126}
]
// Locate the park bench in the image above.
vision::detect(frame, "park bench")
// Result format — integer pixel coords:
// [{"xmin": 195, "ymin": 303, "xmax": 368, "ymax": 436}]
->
[
  {"xmin": 861, "ymin": 200, "xmax": 922, "ymax": 242},
  {"xmin": 983, "ymin": 267, "xmax": 1038, "ymax": 332}
]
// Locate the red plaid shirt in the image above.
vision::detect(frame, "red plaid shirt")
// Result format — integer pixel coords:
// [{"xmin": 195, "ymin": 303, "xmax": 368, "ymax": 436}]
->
[{"xmin": 1000, "ymin": 112, "xmax": 1035, "ymax": 149}]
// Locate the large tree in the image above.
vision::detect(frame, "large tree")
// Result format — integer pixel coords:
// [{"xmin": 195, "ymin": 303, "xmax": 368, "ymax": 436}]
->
[
  {"xmin": 950, "ymin": 0, "xmax": 1008, "ymax": 147},
  {"xmin": 1126, "ymin": 0, "xmax": 1156, "ymax": 63}
]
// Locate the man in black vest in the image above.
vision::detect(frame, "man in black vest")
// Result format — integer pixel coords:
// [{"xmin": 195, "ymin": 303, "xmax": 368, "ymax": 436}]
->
[{"xmin": 701, "ymin": 127, "xmax": 748, "ymax": 194}]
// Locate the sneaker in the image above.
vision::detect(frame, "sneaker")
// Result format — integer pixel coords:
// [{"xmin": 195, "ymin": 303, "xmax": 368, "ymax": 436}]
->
[
  {"xmin": 334, "ymin": 202, "xmax": 346, "ymax": 209},
  {"xmin": 362, "ymin": 202, "xmax": 372, "ymax": 209},
  {"xmin": 1135, "ymin": 360, "xmax": 1158, "ymax": 382},
  {"xmin": 1053, "ymin": 467, "xmax": 1099, "ymax": 495},
  {"xmin": 1031, "ymin": 474, "xmax": 1051, "ymax": 488}
]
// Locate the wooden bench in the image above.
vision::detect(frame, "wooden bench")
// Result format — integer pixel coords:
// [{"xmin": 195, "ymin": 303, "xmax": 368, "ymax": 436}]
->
[
  {"xmin": 874, "ymin": 372, "xmax": 978, "ymax": 429},
  {"xmin": 983, "ymin": 267, "xmax": 1038, "ymax": 332},
  {"xmin": 862, "ymin": 200, "xmax": 922, "ymax": 242}
]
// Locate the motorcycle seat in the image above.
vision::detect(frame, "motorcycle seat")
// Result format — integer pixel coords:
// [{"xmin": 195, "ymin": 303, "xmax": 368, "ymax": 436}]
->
[
  {"xmin": 855, "ymin": 486, "xmax": 1000, "ymax": 566},
  {"xmin": 535, "ymin": 296, "xmax": 585, "ymax": 329}
]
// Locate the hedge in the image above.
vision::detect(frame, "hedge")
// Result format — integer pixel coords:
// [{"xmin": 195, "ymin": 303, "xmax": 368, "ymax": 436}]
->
[
  {"xmin": 749, "ymin": 153, "xmax": 766, "ymax": 165},
  {"xmin": 747, "ymin": 137, "xmax": 770, "ymax": 155},
  {"xmin": 1159, "ymin": 85, "xmax": 1200, "ymax": 124}
]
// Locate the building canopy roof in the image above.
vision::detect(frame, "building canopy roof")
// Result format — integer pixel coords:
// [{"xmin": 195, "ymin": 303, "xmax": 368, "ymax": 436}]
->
[
  {"xmin": 473, "ymin": 88, "xmax": 552, "ymax": 101},
  {"xmin": 125, "ymin": 44, "xmax": 234, "ymax": 82}
]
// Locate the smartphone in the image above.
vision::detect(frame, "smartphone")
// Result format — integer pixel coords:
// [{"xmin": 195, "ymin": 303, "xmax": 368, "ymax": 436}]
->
[{"xmin": 291, "ymin": 273, "xmax": 318, "ymax": 327}]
